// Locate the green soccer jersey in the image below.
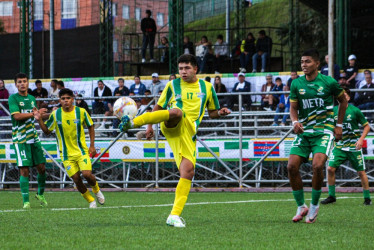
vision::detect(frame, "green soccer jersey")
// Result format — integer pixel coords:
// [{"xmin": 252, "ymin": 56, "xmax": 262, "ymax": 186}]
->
[
  {"xmin": 333, "ymin": 104, "xmax": 368, "ymax": 152},
  {"xmin": 9, "ymin": 93, "xmax": 40, "ymax": 144},
  {"xmin": 290, "ymin": 73, "xmax": 344, "ymax": 136}
]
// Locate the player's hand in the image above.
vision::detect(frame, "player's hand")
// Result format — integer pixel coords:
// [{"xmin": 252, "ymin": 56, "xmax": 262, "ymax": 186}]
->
[
  {"xmin": 89, "ymin": 145, "xmax": 96, "ymax": 158},
  {"xmin": 219, "ymin": 108, "xmax": 231, "ymax": 117},
  {"xmin": 334, "ymin": 126, "xmax": 343, "ymax": 141},
  {"xmin": 355, "ymin": 138, "xmax": 364, "ymax": 150},
  {"xmin": 293, "ymin": 122, "xmax": 304, "ymax": 134},
  {"xmin": 146, "ymin": 126, "xmax": 154, "ymax": 140}
]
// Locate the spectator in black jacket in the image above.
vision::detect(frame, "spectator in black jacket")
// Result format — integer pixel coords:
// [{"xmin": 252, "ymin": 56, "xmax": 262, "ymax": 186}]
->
[
  {"xmin": 31, "ymin": 80, "xmax": 48, "ymax": 109},
  {"xmin": 355, "ymin": 73, "xmax": 374, "ymax": 110},
  {"xmin": 113, "ymin": 78, "xmax": 130, "ymax": 96},
  {"xmin": 239, "ymin": 32, "xmax": 256, "ymax": 73},
  {"xmin": 320, "ymin": 54, "xmax": 340, "ymax": 81},
  {"xmin": 76, "ymin": 94, "xmax": 91, "ymax": 115},
  {"xmin": 226, "ymin": 73, "xmax": 252, "ymax": 110},
  {"xmin": 183, "ymin": 36, "xmax": 194, "ymax": 55},
  {"xmin": 287, "ymin": 71, "xmax": 299, "ymax": 88},
  {"xmin": 252, "ymin": 30, "xmax": 272, "ymax": 73},
  {"xmin": 93, "ymin": 80, "xmax": 113, "ymax": 130},
  {"xmin": 141, "ymin": 10, "xmax": 157, "ymax": 63},
  {"xmin": 214, "ymin": 76, "xmax": 227, "ymax": 107}
]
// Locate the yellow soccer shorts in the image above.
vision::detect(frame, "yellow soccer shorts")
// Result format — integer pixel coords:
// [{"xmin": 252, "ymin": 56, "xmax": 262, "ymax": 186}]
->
[
  {"xmin": 62, "ymin": 154, "xmax": 92, "ymax": 177},
  {"xmin": 161, "ymin": 114, "xmax": 197, "ymax": 168}
]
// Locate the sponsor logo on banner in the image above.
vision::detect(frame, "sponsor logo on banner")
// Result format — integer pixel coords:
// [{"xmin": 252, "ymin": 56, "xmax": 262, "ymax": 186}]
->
[
  {"xmin": 254, "ymin": 141, "xmax": 279, "ymax": 156},
  {"xmin": 122, "ymin": 146, "xmax": 130, "ymax": 155},
  {"xmin": 143, "ymin": 143, "xmax": 165, "ymax": 157}
]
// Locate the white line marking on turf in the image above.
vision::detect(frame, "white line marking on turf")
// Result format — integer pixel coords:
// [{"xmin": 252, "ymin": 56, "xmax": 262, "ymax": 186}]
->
[{"xmin": 0, "ymin": 196, "xmax": 362, "ymax": 213}]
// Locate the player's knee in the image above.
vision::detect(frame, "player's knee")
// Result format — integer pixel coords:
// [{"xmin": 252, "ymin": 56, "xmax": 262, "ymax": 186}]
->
[
  {"xmin": 358, "ymin": 171, "xmax": 365, "ymax": 178},
  {"xmin": 327, "ymin": 167, "xmax": 335, "ymax": 175},
  {"xmin": 82, "ymin": 172, "xmax": 92, "ymax": 180},
  {"xmin": 169, "ymin": 108, "xmax": 183, "ymax": 120},
  {"xmin": 312, "ymin": 163, "xmax": 324, "ymax": 172},
  {"xmin": 287, "ymin": 163, "xmax": 299, "ymax": 175}
]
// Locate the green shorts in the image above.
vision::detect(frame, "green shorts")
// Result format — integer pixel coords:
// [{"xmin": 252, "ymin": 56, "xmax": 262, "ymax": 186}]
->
[
  {"xmin": 14, "ymin": 142, "xmax": 46, "ymax": 167},
  {"xmin": 289, "ymin": 133, "xmax": 334, "ymax": 159},
  {"xmin": 328, "ymin": 147, "xmax": 365, "ymax": 171}
]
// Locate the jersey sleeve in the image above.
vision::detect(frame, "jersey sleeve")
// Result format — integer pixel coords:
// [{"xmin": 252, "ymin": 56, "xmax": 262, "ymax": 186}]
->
[
  {"xmin": 83, "ymin": 109, "xmax": 94, "ymax": 127},
  {"xmin": 331, "ymin": 80, "xmax": 344, "ymax": 98},
  {"xmin": 45, "ymin": 111, "xmax": 56, "ymax": 131},
  {"xmin": 289, "ymin": 80, "xmax": 298, "ymax": 102},
  {"xmin": 8, "ymin": 95, "xmax": 20, "ymax": 115},
  {"xmin": 207, "ymin": 84, "xmax": 220, "ymax": 110},
  {"xmin": 356, "ymin": 108, "xmax": 368, "ymax": 127},
  {"xmin": 157, "ymin": 81, "xmax": 174, "ymax": 109}
]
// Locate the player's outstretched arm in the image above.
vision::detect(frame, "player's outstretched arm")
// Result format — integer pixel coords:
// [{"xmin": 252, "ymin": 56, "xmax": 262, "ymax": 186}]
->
[
  {"xmin": 290, "ymin": 101, "xmax": 303, "ymax": 134},
  {"xmin": 88, "ymin": 125, "xmax": 96, "ymax": 157},
  {"xmin": 35, "ymin": 109, "xmax": 51, "ymax": 135},
  {"xmin": 356, "ymin": 124, "xmax": 370, "ymax": 150},
  {"xmin": 334, "ymin": 94, "xmax": 348, "ymax": 141},
  {"xmin": 208, "ymin": 108, "xmax": 231, "ymax": 118}
]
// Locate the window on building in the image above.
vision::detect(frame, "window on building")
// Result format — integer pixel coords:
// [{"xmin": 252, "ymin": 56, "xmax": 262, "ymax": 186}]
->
[
  {"xmin": 156, "ymin": 13, "xmax": 164, "ymax": 26},
  {"xmin": 113, "ymin": 40, "xmax": 118, "ymax": 53},
  {"xmin": 61, "ymin": 0, "xmax": 77, "ymax": 29},
  {"xmin": 135, "ymin": 8, "xmax": 141, "ymax": 21},
  {"xmin": 0, "ymin": 2, "xmax": 13, "ymax": 16},
  {"xmin": 33, "ymin": 0, "xmax": 43, "ymax": 31},
  {"xmin": 122, "ymin": 5, "xmax": 129, "ymax": 19},
  {"xmin": 112, "ymin": 3, "xmax": 117, "ymax": 17}
]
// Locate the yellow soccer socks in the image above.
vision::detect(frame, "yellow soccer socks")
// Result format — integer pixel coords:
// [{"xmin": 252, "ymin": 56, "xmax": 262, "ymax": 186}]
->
[
  {"xmin": 133, "ymin": 110, "xmax": 170, "ymax": 128},
  {"xmin": 82, "ymin": 190, "xmax": 95, "ymax": 203},
  {"xmin": 171, "ymin": 178, "xmax": 192, "ymax": 216},
  {"xmin": 91, "ymin": 182, "xmax": 100, "ymax": 194}
]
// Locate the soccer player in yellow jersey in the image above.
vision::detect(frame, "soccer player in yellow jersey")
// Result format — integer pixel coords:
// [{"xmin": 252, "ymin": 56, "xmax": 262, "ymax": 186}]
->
[
  {"xmin": 119, "ymin": 54, "xmax": 231, "ymax": 227},
  {"xmin": 35, "ymin": 88, "xmax": 105, "ymax": 208}
]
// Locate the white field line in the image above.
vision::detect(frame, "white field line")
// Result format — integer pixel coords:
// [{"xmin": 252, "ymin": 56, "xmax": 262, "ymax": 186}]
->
[{"xmin": 0, "ymin": 196, "xmax": 362, "ymax": 214}]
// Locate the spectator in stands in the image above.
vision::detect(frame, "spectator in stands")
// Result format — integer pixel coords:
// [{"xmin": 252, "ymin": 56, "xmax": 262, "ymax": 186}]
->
[
  {"xmin": 195, "ymin": 36, "xmax": 213, "ymax": 73},
  {"xmin": 272, "ymin": 85, "xmax": 290, "ymax": 126},
  {"xmin": 141, "ymin": 89, "xmax": 153, "ymax": 106},
  {"xmin": 357, "ymin": 70, "xmax": 374, "ymax": 89},
  {"xmin": 261, "ymin": 74, "xmax": 275, "ymax": 109},
  {"xmin": 214, "ymin": 76, "xmax": 227, "ymax": 107},
  {"xmin": 268, "ymin": 77, "xmax": 284, "ymax": 111},
  {"xmin": 169, "ymin": 74, "xmax": 177, "ymax": 81},
  {"xmin": 344, "ymin": 54, "xmax": 358, "ymax": 89},
  {"xmin": 136, "ymin": 107, "xmax": 155, "ymax": 140},
  {"xmin": 93, "ymin": 80, "xmax": 113, "ymax": 130},
  {"xmin": 226, "ymin": 73, "xmax": 252, "ymax": 110},
  {"xmin": 287, "ymin": 71, "xmax": 299, "ymax": 88},
  {"xmin": 252, "ymin": 30, "xmax": 272, "ymax": 73},
  {"xmin": 31, "ymin": 80, "xmax": 48, "ymax": 109},
  {"xmin": 0, "ymin": 79, "xmax": 9, "ymax": 139},
  {"xmin": 213, "ymin": 34, "xmax": 229, "ymax": 74},
  {"xmin": 183, "ymin": 36, "xmax": 194, "ymax": 55},
  {"xmin": 57, "ymin": 80, "xmax": 65, "ymax": 90},
  {"xmin": 149, "ymin": 73, "xmax": 163, "ymax": 95},
  {"xmin": 354, "ymin": 72, "xmax": 374, "ymax": 110},
  {"xmin": 114, "ymin": 78, "xmax": 130, "ymax": 96},
  {"xmin": 129, "ymin": 75, "xmax": 146, "ymax": 95},
  {"xmin": 48, "ymin": 79, "xmax": 59, "ymax": 111},
  {"xmin": 141, "ymin": 10, "xmax": 157, "ymax": 63},
  {"xmin": 239, "ymin": 32, "xmax": 256, "ymax": 73},
  {"xmin": 158, "ymin": 36, "xmax": 169, "ymax": 63},
  {"xmin": 76, "ymin": 94, "xmax": 91, "ymax": 115},
  {"xmin": 320, "ymin": 54, "xmax": 340, "ymax": 81},
  {"xmin": 338, "ymin": 76, "xmax": 348, "ymax": 87}
]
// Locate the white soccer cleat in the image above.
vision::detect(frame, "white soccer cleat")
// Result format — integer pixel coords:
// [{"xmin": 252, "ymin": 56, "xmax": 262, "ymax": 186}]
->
[
  {"xmin": 166, "ymin": 215, "xmax": 186, "ymax": 228},
  {"xmin": 95, "ymin": 190, "xmax": 105, "ymax": 205},
  {"xmin": 306, "ymin": 204, "xmax": 319, "ymax": 224},
  {"xmin": 292, "ymin": 204, "xmax": 309, "ymax": 222},
  {"xmin": 89, "ymin": 200, "xmax": 97, "ymax": 208}
]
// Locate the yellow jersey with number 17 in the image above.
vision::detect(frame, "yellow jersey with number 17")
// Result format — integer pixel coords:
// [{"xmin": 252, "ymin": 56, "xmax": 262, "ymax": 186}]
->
[{"xmin": 45, "ymin": 106, "xmax": 93, "ymax": 161}]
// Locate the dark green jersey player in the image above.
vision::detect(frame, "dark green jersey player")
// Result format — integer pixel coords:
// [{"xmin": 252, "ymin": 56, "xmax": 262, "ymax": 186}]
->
[
  {"xmin": 321, "ymin": 88, "xmax": 371, "ymax": 205},
  {"xmin": 9, "ymin": 73, "xmax": 48, "ymax": 209},
  {"xmin": 287, "ymin": 49, "xmax": 348, "ymax": 223}
]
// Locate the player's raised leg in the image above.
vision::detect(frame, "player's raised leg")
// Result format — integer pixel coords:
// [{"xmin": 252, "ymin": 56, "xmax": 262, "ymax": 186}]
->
[
  {"xmin": 358, "ymin": 170, "xmax": 371, "ymax": 205},
  {"xmin": 82, "ymin": 170, "xmax": 105, "ymax": 205},
  {"xmin": 287, "ymin": 154, "xmax": 308, "ymax": 222},
  {"xmin": 321, "ymin": 166, "xmax": 337, "ymax": 205},
  {"xmin": 166, "ymin": 157, "xmax": 194, "ymax": 228},
  {"xmin": 35, "ymin": 163, "xmax": 48, "ymax": 207},
  {"xmin": 71, "ymin": 172, "xmax": 97, "ymax": 208}
]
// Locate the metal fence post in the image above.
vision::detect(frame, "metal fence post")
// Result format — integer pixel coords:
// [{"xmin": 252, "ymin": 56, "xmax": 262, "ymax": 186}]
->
[
  {"xmin": 155, "ymin": 97, "xmax": 159, "ymax": 188},
  {"xmin": 239, "ymin": 93, "xmax": 243, "ymax": 188}
]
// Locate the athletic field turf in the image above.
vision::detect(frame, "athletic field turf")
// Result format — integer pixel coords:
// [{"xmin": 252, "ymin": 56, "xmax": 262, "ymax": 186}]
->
[{"xmin": 0, "ymin": 191, "xmax": 373, "ymax": 249}]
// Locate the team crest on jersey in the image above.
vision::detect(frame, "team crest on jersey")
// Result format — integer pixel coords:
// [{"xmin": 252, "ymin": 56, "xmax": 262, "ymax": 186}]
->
[
  {"xmin": 196, "ymin": 92, "xmax": 206, "ymax": 98},
  {"xmin": 334, "ymin": 115, "xmax": 338, "ymax": 120},
  {"xmin": 57, "ymin": 121, "xmax": 62, "ymax": 125},
  {"xmin": 321, "ymin": 140, "xmax": 327, "ymax": 147},
  {"xmin": 31, "ymin": 101, "xmax": 35, "ymax": 107},
  {"xmin": 175, "ymin": 94, "xmax": 182, "ymax": 100},
  {"xmin": 19, "ymin": 102, "xmax": 25, "ymax": 106},
  {"xmin": 322, "ymin": 135, "xmax": 329, "ymax": 140},
  {"xmin": 74, "ymin": 119, "xmax": 79, "ymax": 124},
  {"xmin": 357, "ymin": 155, "xmax": 362, "ymax": 160},
  {"xmin": 66, "ymin": 165, "xmax": 71, "ymax": 170},
  {"xmin": 317, "ymin": 87, "xmax": 324, "ymax": 95},
  {"xmin": 299, "ymin": 89, "xmax": 306, "ymax": 95},
  {"xmin": 347, "ymin": 114, "xmax": 352, "ymax": 121}
]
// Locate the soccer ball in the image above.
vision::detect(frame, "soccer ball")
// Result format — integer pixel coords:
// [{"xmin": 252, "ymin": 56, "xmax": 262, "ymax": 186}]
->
[{"xmin": 113, "ymin": 97, "xmax": 138, "ymax": 119}]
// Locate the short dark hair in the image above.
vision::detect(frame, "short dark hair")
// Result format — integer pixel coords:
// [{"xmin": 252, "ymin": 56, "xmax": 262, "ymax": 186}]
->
[
  {"xmin": 217, "ymin": 34, "xmax": 223, "ymax": 40},
  {"xmin": 145, "ymin": 89, "xmax": 151, "ymax": 93},
  {"xmin": 35, "ymin": 79, "xmax": 42, "ymax": 85},
  {"xmin": 118, "ymin": 78, "xmax": 124, "ymax": 82},
  {"xmin": 302, "ymin": 48, "xmax": 320, "ymax": 62},
  {"xmin": 57, "ymin": 80, "xmax": 64, "ymax": 87},
  {"xmin": 275, "ymin": 77, "xmax": 282, "ymax": 81},
  {"xmin": 14, "ymin": 72, "xmax": 28, "ymax": 83},
  {"xmin": 51, "ymin": 79, "xmax": 58, "ymax": 84},
  {"xmin": 98, "ymin": 80, "xmax": 104, "ymax": 84},
  {"xmin": 59, "ymin": 88, "xmax": 74, "ymax": 97},
  {"xmin": 201, "ymin": 35, "xmax": 208, "ymax": 41},
  {"xmin": 177, "ymin": 54, "xmax": 197, "ymax": 67},
  {"xmin": 134, "ymin": 75, "xmax": 140, "ymax": 79},
  {"xmin": 146, "ymin": 9, "xmax": 152, "ymax": 15},
  {"xmin": 342, "ymin": 86, "xmax": 350, "ymax": 95},
  {"xmin": 205, "ymin": 76, "xmax": 211, "ymax": 82},
  {"xmin": 259, "ymin": 30, "xmax": 266, "ymax": 36},
  {"xmin": 364, "ymin": 69, "xmax": 372, "ymax": 75}
]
